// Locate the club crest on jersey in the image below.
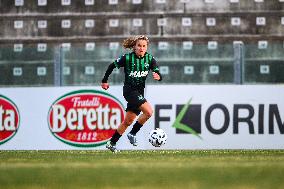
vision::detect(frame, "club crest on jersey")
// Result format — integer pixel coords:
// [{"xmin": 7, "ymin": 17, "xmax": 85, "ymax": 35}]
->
[
  {"xmin": 144, "ymin": 62, "xmax": 149, "ymax": 69},
  {"xmin": 129, "ymin": 71, "xmax": 149, "ymax": 78}
]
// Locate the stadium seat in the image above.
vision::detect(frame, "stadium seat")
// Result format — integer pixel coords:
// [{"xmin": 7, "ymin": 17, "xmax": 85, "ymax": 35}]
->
[{"xmin": 1, "ymin": 0, "xmax": 284, "ymax": 86}]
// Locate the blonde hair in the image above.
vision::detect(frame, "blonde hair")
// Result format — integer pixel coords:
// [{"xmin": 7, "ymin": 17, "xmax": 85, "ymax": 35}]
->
[{"xmin": 122, "ymin": 35, "xmax": 149, "ymax": 49}]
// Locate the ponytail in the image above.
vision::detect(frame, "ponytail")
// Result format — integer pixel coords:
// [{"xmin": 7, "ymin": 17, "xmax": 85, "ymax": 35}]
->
[{"xmin": 122, "ymin": 35, "xmax": 149, "ymax": 49}]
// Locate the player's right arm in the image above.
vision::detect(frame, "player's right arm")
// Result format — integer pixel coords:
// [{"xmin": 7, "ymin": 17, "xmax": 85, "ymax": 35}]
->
[
  {"xmin": 101, "ymin": 55, "xmax": 126, "ymax": 90},
  {"xmin": 101, "ymin": 63, "xmax": 115, "ymax": 90}
]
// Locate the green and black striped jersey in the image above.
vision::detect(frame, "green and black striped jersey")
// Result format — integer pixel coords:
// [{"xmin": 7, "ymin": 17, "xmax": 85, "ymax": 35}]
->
[{"xmin": 113, "ymin": 52, "xmax": 160, "ymax": 88}]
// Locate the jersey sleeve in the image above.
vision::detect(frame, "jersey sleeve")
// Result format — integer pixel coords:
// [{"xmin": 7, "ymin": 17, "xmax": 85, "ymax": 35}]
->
[
  {"xmin": 150, "ymin": 56, "xmax": 160, "ymax": 73},
  {"xmin": 113, "ymin": 54, "xmax": 126, "ymax": 68},
  {"xmin": 150, "ymin": 56, "xmax": 163, "ymax": 81},
  {"xmin": 101, "ymin": 63, "xmax": 116, "ymax": 83}
]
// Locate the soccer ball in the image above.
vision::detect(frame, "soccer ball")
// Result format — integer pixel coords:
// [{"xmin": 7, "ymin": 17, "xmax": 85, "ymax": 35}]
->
[{"xmin": 148, "ymin": 128, "xmax": 167, "ymax": 147}]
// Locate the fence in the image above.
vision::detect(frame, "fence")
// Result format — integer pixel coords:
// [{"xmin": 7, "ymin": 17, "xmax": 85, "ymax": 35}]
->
[{"xmin": 0, "ymin": 41, "xmax": 284, "ymax": 87}]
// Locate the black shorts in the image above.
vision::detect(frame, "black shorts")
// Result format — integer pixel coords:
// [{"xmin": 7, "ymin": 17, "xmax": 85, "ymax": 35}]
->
[{"xmin": 123, "ymin": 85, "xmax": 147, "ymax": 115}]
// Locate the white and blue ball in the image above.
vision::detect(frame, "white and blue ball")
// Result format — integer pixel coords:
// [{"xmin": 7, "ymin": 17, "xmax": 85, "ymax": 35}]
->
[{"xmin": 148, "ymin": 128, "xmax": 167, "ymax": 147}]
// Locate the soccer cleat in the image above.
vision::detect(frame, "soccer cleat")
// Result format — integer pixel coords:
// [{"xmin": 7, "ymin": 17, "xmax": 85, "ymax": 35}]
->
[
  {"xmin": 106, "ymin": 141, "xmax": 119, "ymax": 153},
  {"xmin": 127, "ymin": 133, "xmax": 138, "ymax": 146}
]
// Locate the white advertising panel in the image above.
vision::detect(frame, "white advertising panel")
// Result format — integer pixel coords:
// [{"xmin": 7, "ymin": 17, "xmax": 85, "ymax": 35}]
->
[
  {"xmin": 0, "ymin": 86, "xmax": 129, "ymax": 150},
  {"xmin": 0, "ymin": 85, "xmax": 283, "ymax": 150},
  {"xmin": 145, "ymin": 85, "xmax": 284, "ymax": 149}
]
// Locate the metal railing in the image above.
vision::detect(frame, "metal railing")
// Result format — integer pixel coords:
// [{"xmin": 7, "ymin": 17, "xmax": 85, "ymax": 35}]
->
[{"xmin": 0, "ymin": 42, "xmax": 283, "ymax": 87}]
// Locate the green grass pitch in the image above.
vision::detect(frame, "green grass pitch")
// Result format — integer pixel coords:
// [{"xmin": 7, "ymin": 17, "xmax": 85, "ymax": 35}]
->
[{"xmin": 0, "ymin": 150, "xmax": 284, "ymax": 189}]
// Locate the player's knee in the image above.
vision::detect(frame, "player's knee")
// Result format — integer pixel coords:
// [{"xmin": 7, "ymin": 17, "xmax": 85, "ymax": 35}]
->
[
  {"xmin": 144, "ymin": 109, "xmax": 153, "ymax": 119},
  {"xmin": 123, "ymin": 118, "xmax": 135, "ymax": 126}
]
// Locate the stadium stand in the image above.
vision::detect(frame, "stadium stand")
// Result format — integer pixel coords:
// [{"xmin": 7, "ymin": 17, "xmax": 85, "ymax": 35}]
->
[{"xmin": 0, "ymin": 0, "xmax": 283, "ymax": 86}]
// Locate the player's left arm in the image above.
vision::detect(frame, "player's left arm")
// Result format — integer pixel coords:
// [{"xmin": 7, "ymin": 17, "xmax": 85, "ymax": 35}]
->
[{"xmin": 150, "ymin": 57, "xmax": 162, "ymax": 81}]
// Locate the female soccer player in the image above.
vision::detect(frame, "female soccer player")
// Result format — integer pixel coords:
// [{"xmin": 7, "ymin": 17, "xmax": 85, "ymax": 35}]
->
[{"xmin": 101, "ymin": 35, "xmax": 162, "ymax": 152}]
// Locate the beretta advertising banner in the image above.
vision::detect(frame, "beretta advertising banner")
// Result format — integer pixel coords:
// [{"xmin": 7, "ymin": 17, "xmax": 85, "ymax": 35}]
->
[{"xmin": 0, "ymin": 85, "xmax": 283, "ymax": 150}]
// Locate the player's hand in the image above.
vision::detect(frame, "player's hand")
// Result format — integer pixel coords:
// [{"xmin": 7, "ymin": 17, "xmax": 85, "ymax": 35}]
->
[
  {"xmin": 101, "ymin": 83, "xmax": 109, "ymax": 90},
  {"xmin": 152, "ymin": 72, "xmax": 160, "ymax": 81}
]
